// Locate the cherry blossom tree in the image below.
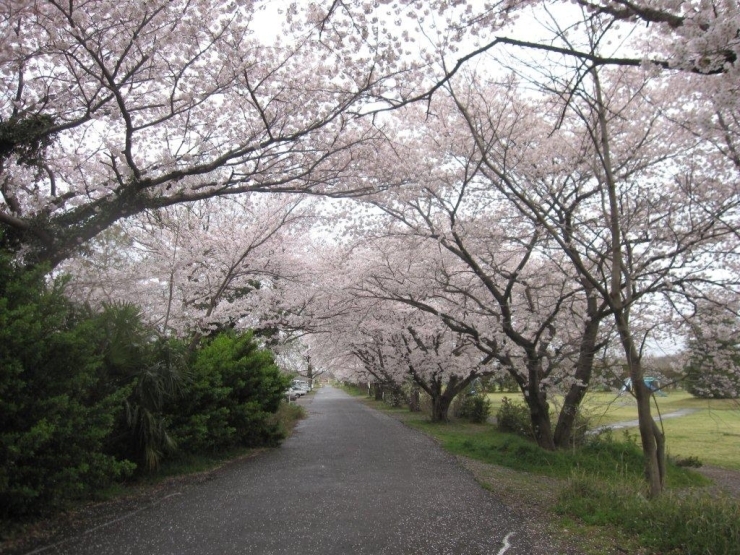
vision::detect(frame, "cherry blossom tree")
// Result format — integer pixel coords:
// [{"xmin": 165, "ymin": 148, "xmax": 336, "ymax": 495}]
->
[
  {"xmin": 323, "ymin": 96, "xmax": 614, "ymax": 449},
  {"xmin": 679, "ymin": 293, "xmax": 740, "ymax": 399},
  {"xmin": 4, "ymin": 0, "xmax": 735, "ymax": 270},
  {"xmin": 63, "ymin": 194, "xmax": 316, "ymax": 346},
  {"xmin": 3, "ymin": 0, "xmax": 738, "ymax": 499},
  {"xmin": 0, "ymin": 0, "xmax": 446, "ymax": 267},
  {"xmin": 573, "ymin": 0, "xmax": 740, "ymax": 73},
  {"xmin": 314, "ymin": 278, "xmax": 494, "ymax": 421},
  {"xmin": 443, "ymin": 41, "xmax": 740, "ymax": 492}
]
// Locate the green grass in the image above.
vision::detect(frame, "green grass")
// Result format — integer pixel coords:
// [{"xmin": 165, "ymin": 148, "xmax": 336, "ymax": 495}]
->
[
  {"xmin": 408, "ymin": 418, "xmax": 706, "ymax": 488},
  {"xmin": 273, "ymin": 400, "xmax": 308, "ymax": 437},
  {"xmin": 340, "ymin": 383, "xmax": 367, "ymax": 397},
  {"xmin": 556, "ymin": 476, "xmax": 740, "ymax": 555},
  {"xmin": 486, "ymin": 391, "xmax": 740, "ymax": 470}
]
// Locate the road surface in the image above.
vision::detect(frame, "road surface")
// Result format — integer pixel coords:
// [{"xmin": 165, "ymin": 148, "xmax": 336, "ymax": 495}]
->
[{"xmin": 28, "ymin": 387, "xmax": 546, "ymax": 555}]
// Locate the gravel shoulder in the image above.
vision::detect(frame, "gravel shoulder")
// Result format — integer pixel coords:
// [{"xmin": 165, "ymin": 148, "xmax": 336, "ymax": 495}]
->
[
  {"xmin": 372, "ymin": 400, "xmax": 740, "ymax": 555},
  {"xmin": 695, "ymin": 465, "xmax": 740, "ymax": 498}
]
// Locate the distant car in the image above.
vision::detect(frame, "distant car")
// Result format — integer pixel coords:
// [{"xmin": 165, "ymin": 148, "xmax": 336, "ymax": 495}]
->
[
  {"xmin": 292, "ymin": 380, "xmax": 311, "ymax": 394},
  {"xmin": 285, "ymin": 386, "xmax": 302, "ymax": 401}
]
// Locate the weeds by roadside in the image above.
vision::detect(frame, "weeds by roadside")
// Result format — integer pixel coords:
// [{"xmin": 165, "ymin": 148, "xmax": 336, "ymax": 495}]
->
[{"xmin": 557, "ymin": 476, "xmax": 740, "ymax": 555}]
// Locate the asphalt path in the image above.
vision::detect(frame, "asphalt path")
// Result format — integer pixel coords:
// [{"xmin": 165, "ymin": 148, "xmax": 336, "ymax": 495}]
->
[{"xmin": 30, "ymin": 386, "xmax": 541, "ymax": 555}]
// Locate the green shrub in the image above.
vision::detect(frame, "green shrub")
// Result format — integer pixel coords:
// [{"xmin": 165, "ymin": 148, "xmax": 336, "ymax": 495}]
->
[
  {"xmin": 93, "ymin": 303, "xmax": 186, "ymax": 471},
  {"xmin": 383, "ymin": 385, "xmax": 407, "ymax": 408},
  {"xmin": 495, "ymin": 396, "xmax": 533, "ymax": 438},
  {"xmin": 165, "ymin": 331, "xmax": 290, "ymax": 453},
  {"xmin": 495, "ymin": 396, "xmax": 591, "ymax": 445},
  {"xmin": 455, "ymin": 393, "xmax": 492, "ymax": 423},
  {"xmin": 672, "ymin": 454, "xmax": 703, "ymax": 468},
  {"xmin": 0, "ymin": 255, "xmax": 134, "ymax": 518}
]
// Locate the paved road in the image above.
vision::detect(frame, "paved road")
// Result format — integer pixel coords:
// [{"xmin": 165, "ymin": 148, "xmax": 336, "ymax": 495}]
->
[
  {"xmin": 591, "ymin": 408, "xmax": 698, "ymax": 433},
  {"xmin": 31, "ymin": 387, "xmax": 540, "ymax": 555}
]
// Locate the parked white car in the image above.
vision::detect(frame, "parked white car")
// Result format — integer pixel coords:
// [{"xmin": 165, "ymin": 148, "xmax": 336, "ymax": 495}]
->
[
  {"xmin": 285, "ymin": 386, "xmax": 302, "ymax": 401},
  {"xmin": 292, "ymin": 380, "xmax": 311, "ymax": 393}
]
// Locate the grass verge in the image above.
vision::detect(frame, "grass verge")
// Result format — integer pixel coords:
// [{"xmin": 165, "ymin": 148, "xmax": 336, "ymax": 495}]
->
[{"xmin": 557, "ymin": 476, "xmax": 740, "ymax": 555}]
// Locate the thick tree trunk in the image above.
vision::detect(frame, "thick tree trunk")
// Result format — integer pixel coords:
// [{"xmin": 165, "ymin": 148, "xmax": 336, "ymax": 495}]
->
[
  {"xmin": 428, "ymin": 375, "xmax": 469, "ymax": 423},
  {"xmin": 554, "ymin": 310, "xmax": 600, "ymax": 448},
  {"xmin": 518, "ymin": 358, "xmax": 556, "ymax": 451},
  {"xmin": 523, "ymin": 387, "xmax": 556, "ymax": 451},
  {"xmin": 374, "ymin": 384, "xmax": 383, "ymax": 401},
  {"xmin": 411, "ymin": 373, "xmax": 478, "ymax": 423},
  {"xmin": 430, "ymin": 394, "xmax": 454, "ymax": 423},
  {"xmin": 432, "ymin": 395, "xmax": 450, "ymax": 422}
]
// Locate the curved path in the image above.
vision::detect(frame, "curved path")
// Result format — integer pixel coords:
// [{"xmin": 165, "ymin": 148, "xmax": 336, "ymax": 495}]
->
[
  {"xmin": 30, "ymin": 387, "xmax": 543, "ymax": 555},
  {"xmin": 591, "ymin": 408, "xmax": 698, "ymax": 433}
]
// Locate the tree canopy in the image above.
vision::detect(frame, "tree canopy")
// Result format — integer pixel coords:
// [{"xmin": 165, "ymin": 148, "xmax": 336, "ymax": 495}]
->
[{"xmin": 2, "ymin": 0, "xmax": 739, "ymax": 498}]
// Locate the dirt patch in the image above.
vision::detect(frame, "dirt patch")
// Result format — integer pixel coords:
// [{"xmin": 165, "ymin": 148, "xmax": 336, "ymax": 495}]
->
[{"xmin": 695, "ymin": 465, "xmax": 740, "ymax": 499}]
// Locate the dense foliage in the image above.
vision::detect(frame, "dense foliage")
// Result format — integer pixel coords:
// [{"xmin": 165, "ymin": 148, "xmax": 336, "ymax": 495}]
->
[
  {"xmin": 0, "ymin": 254, "xmax": 291, "ymax": 520},
  {"xmin": 495, "ymin": 397, "xmax": 537, "ymax": 439},
  {"xmin": 165, "ymin": 331, "xmax": 290, "ymax": 453},
  {"xmin": 454, "ymin": 392, "xmax": 492, "ymax": 424},
  {"xmin": 0, "ymin": 255, "xmax": 134, "ymax": 518}
]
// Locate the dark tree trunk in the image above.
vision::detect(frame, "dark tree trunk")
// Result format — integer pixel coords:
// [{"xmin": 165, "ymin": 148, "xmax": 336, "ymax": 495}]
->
[
  {"xmin": 430, "ymin": 393, "xmax": 454, "ymax": 423},
  {"xmin": 427, "ymin": 374, "xmax": 477, "ymax": 423},
  {"xmin": 374, "ymin": 384, "xmax": 383, "ymax": 401},
  {"xmin": 408, "ymin": 385, "xmax": 421, "ymax": 412},
  {"xmin": 427, "ymin": 378, "xmax": 447, "ymax": 422},
  {"xmin": 554, "ymin": 307, "xmax": 600, "ymax": 448},
  {"xmin": 523, "ymin": 389, "xmax": 555, "ymax": 451},
  {"xmin": 517, "ymin": 358, "xmax": 556, "ymax": 451}
]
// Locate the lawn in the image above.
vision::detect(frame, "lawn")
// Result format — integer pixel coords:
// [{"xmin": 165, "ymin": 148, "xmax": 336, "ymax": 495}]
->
[{"xmin": 487, "ymin": 391, "xmax": 740, "ymax": 470}]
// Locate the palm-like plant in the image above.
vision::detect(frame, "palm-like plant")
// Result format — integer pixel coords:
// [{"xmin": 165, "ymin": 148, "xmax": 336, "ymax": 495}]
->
[{"xmin": 96, "ymin": 302, "xmax": 186, "ymax": 470}]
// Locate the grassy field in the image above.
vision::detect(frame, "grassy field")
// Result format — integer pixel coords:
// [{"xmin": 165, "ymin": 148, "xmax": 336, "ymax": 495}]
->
[{"xmin": 486, "ymin": 391, "xmax": 740, "ymax": 470}]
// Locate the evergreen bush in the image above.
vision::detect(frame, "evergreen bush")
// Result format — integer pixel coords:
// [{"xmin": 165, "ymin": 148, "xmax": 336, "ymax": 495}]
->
[
  {"xmin": 495, "ymin": 396, "xmax": 534, "ymax": 438},
  {"xmin": 94, "ymin": 304, "xmax": 187, "ymax": 471},
  {"xmin": 0, "ymin": 255, "xmax": 134, "ymax": 518},
  {"xmin": 455, "ymin": 393, "xmax": 492, "ymax": 423},
  {"xmin": 165, "ymin": 331, "xmax": 290, "ymax": 453}
]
